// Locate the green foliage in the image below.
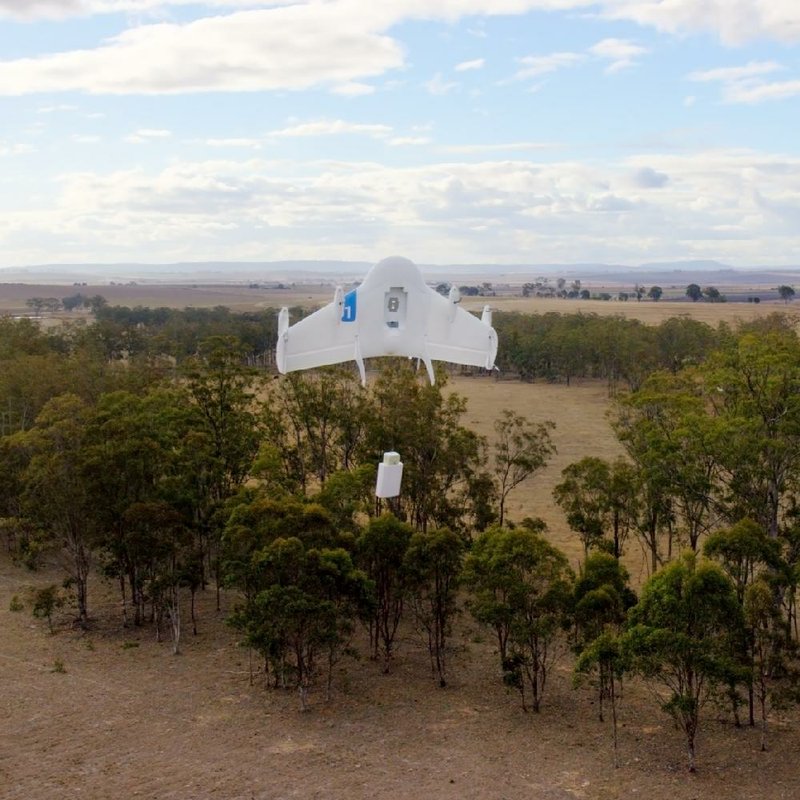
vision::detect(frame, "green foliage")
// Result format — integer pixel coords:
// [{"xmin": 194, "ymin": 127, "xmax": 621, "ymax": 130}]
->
[
  {"xmin": 229, "ymin": 537, "xmax": 372, "ymax": 709},
  {"xmin": 554, "ymin": 457, "xmax": 637, "ymax": 557},
  {"xmin": 465, "ymin": 526, "xmax": 574, "ymax": 711},
  {"xmin": 621, "ymin": 552, "xmax": 744, "ymax": 771},
  {"xmin": 357, "ymin": 513, "xmax": 413, "ymax": 671},
  {"xmin": 51, "ymin": 659, "xmax": 66, "ymax": 674},
  {"xmin": 777, "ymin": 285, "xmax": 795, "ymax": 303},
  {"xmin": 704, "ymin": 518, "xmax": 781, "ymax": 602},
  {"xmin": 364, "ymin": 362, "xmax": 487, "ymax": 533},
  {"xmin": 31, "ymin": 584, "xmax": 67, "ymax": 633},
  {"xmin": 404, "ymin": 527, "xmax": 464, "ymax": 686},
  {"xmin": 494, "ymin": 311, "xmax": 719, "ymax": 389},
  {"xmin": 492, "ymin": 409, "xmax": 555, "ymax": 527},
  {"xmin": 9, "ymin": 594, "xmax": 23, "ymax": 612}
]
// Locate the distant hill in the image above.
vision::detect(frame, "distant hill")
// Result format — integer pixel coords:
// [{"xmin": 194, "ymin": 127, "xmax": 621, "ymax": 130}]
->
[{"xmin": 2, "ymin": 259, "xmax": 800, "ymax": 286}]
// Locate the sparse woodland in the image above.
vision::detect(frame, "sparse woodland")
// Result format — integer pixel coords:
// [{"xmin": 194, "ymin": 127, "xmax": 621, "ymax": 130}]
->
[{"xmin": 5, "ymin": 307, "xmax": 800, "ymax": 773}]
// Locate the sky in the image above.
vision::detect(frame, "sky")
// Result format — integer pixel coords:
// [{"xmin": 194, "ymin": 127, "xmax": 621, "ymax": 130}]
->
[{"xmin": 0, "ymin": 1, "xmax": 799, "ymax": 270}]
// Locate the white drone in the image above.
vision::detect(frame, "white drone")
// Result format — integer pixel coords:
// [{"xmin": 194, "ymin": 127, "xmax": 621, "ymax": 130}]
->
[{"xmin": 276, "ymin": 256, "xmax": 498, "ymax": 385}]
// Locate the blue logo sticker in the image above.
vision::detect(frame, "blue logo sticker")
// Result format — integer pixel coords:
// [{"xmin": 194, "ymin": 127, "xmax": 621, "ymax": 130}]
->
[{"xmin": 342, "ymin": 290, "xmax": 357, "ymax": 322}]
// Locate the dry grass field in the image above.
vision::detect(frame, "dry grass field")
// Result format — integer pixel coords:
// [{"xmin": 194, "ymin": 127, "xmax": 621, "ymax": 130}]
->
[
  {"xmin": 3, "ymin": 282, "xmax": 800, "ymax": 798},
  {"xmin": 2, "ymin": 278, "xmax": 799, "ymax": 329}
]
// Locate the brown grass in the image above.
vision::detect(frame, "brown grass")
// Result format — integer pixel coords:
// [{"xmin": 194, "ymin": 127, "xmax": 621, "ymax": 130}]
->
[
  {"xmin": 4, "ymin": 548, "xmax": 799, "ymax": 800},
  {"xmin": 3, "ymin": 280, "xmax": 799, "ymax": 327},
  {"xmin": 463, "ymin": 296, "xmax": 800, "ymax": 327}
]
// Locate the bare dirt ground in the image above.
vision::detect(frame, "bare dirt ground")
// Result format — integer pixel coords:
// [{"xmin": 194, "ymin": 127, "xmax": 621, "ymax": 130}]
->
[
  {"xmin": 3, "ymin": 555, "xmax": 799, "ymax": 800},
  {"xmin": 4, "ymin": 378, "xmax": 800, "ymax": 799}
]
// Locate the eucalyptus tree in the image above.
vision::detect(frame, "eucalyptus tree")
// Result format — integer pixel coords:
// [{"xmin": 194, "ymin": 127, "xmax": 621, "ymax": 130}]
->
[
  {"xmin": 82, "ymin": 388, "xmax": 197, "ymax": 626},
  {"xmin": 703, "ymin": 327, "xmax": 800, "ymax": 540},
  {"xmin": 183, "ymin": 335, "xmax": 263, "ymax": 601},
  {"xmin": 621, "ymin": 552, "xmax": 743, "ymax": 772},
  {"xmin": 19, "ymin": 395, "xmax": 97, "ymax": 627},
  {"xmin": 492, "ymin": 409, "xmax": 555, "ymax": 527},
  {"xmin": 554, "ymin": 457, "xmax": 637, "ymax": 558},
  {"xmin": 745, "ymin": 578, "xmax": 798, "ymax": 751},
  {"xmin": 704, "ymin": 518, "xmax": 783, "ymax": 725},
  {"xmin": 356, "ymin": 513, "xmax": 413, "ymax": 672},
  {"xmin": 363, "ymin": 362, "xmax": 487, "ymax": 533},
  {"xmin": 572, "ymin": 552, "xmax": 635, "ymax": 747},
  {"xmin": 615, "ymin": 370, "xmax": 718, "ymax": 557},
  {"xmin": 465, "ymin": 526, "xmax": 574, "ymax": 712},
  {"xmin": 404, "ymin": 527, "xmax": 464, "ymax": 686},
  {"xmin": 229, "ymin": 537, "xmax": 372, "ymax": 710},
  {"xmin": 262, "ymin": 368, "xmax": 366, "ymax": 491}
]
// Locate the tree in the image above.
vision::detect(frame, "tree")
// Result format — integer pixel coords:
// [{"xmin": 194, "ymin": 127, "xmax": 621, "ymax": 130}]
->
[
  {"xmin": 621, "ymin": 553, "xmax": 743, "ymax": 772},
  {"xmin": 184, "ymin": 336, "xmax": 262, "ymax": 603},
  {"xmin": 686, "ymin": 283, "xmax": 702, "ymax": 302},
  {"xmin": 614, "ymin": 371, "xmax": 717, "ymax": 557},
  {"xmin": 357, "ymin": 513, "xmax": 412, "ymax": 672},
  {"xmin": 704, "ymin": 518, "xmax": 783, "ymax": 725},
  {"xmin": 705, "ymin": 328, "xmax": 800, "ymax": 540},
  {"xmin": 572, "ymin": 552, "xmax": 634, "ymax": 749},
  {"xmin": 575, "ymin": 632, "xmax": 625, "ymax": 767},
  {"xmin": 25, "ymin": 298, "xmax": 45, "ymax": 316},
  {"xmin": 363, "ymin": 363, "xmax": 486, "ymax": 533},
  {"xmin": 744, "ymin": 578, "xmax": 797, "ymax": 751},
  {"xmin": 648, "ymin": 286, "xmax": 663, "ymax": 301},
  {"xmin": 263, "ymin": 368, "xmax": 365, "ymax": 491},
  {"xmin": 777, "ymin": 285, "xmax": 795, "ymax": 303},
  {"xmin": 404, "ymin": 527, "xmax": 464, "ymax": 686},
  {"xmin": 31, "ymin": 584, "xmax": 67, "ymax": 633},
  {"xmin": 61, "ymin": 293, "xmax": 86, "ymax": 312},
  {"xmin": 492, "ymin": 410, "xmax": 555, "ymax": 527},
  {"xmin": 554, "ymin": 457, "xmax": 637, "ymax": 558},
  {"xmin": 465, "ymin": 526, "xmax": 574, "ymax": 712},
  {"xmin": 703, "ymin": 286, "xmax": 723, "ymax": 302},
  {"xmin": 229, "ymin": 537, "xmax": 372, "ymax": 710},
  {"xmin": 19, "ymin": 395, "xmax": 97, "ymax": 628}
]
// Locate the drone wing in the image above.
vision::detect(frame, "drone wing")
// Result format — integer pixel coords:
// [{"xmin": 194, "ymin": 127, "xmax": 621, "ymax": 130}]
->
[
  {"xmin": 276, "ymin": 287, "xmax": 364, "ymax": 379},
  {"xmin": 424, "ymin": 302, "xmax": 498, "ymax": 370}
]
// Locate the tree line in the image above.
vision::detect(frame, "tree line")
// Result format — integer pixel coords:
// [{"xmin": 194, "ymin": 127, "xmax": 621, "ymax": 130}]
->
[{"xmin": 3, "ymin": 309, "xmax": 800, "ymax": 772}]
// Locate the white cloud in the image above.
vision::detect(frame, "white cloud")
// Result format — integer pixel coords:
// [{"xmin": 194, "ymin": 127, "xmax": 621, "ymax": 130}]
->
[
  {"xmin": 442, "ymin": 141, "xmax": 558, "ymax": 153},
  {"xmin": 0, "ymin": 141, "xmax": 35, "ymax": 156},
  {"xmin": 268, "ymin": 120, "xmax": 392, "ymax": 138},
  {"xmin": 725, "ymin": 79, "xmax": 800, "ymax": 104},
  {"xmin": 331, "ymin": 82, "xmax": 376, "ymax": 96},
  {"xmin": 688, "ymin": 60, "xmax": 799, "ymax": 104},
  {"xmin": 37, "ymin": 103, "xmax": 79, "ymax": 113},
  {"xmin": 689, "ymin": 61, "xmax": 783, "ymax": 83},
  {"xmin": 1, "ymin": 2, "xmax": 798, "ymax": 100},
  {"xmin": 2, "ymin": 0, "xmax": 800, "ymax": 46},
  {"xmin": 5, "ymin": 147, "xmax": 798, "ymax": 267},
  {"xmin": 388, "ymin": 136, "xmax": 431, "ymax": 146},
  {"xmin": 200, "ymin": 137, "xmax": 263, "ymax": 148},
  {"xmin": 424, "ymin": 73, "xmax": 459, "ymax": 95},
  {"xmin": 512, "ymin": 51, "xmax": 584, "ymax": 81},
  {"xmin": 455, "ymin": 58, "xmax": 485, "ymax": 72},
  {"xmin": 588, "ymin": 38, "xmax": 648, "ymax": 73},
  {"xmin": 600, "ymin": 0, "xmax": 800, "ymax": 45},
  {"xmin": 0, "ymin": 6, "xmax": 404, "ymax": 95},
  {"xmin": 124, "ymin": 128, "xmax": 171, "ymax": 143}
]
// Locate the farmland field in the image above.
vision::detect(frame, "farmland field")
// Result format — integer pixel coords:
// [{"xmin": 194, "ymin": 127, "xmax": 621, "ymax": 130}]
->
[{"xmin": 3, "ymin": 281, "xmax": 800, "ymax": 799}]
